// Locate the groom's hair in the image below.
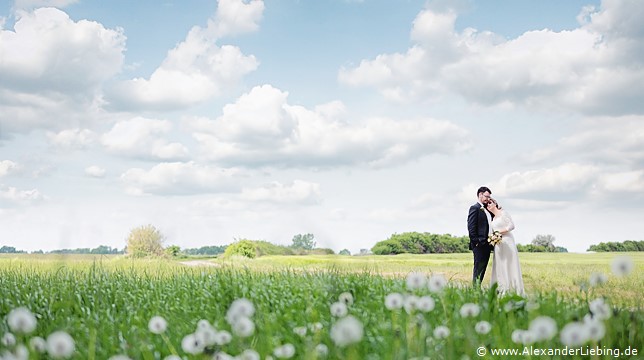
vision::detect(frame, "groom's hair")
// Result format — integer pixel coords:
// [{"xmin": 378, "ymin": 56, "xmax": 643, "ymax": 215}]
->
[{"xmin": 477, "ymin": 186, "xmax": 491, "ymax": 195}]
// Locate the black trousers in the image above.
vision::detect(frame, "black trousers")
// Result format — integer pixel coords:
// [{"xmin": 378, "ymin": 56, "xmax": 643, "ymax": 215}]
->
[{"xmin": 472, "ymin": 243, "xmax": 492, "ymax": 286}]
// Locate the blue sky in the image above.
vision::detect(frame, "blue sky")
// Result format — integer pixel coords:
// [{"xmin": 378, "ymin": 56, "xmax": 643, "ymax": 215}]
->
[{"xmin": 1, "ymin": 0, "xmax": 642, "ymax": 253}]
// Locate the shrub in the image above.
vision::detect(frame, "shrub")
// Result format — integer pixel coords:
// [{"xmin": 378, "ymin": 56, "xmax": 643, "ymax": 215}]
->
[
  {"xmin": 224, "ymin": 240, "xmax": 257, "ymax": 258},
  {"xmin": 126, "ymin": 225, "xmax": 165, "ymax": 258}
]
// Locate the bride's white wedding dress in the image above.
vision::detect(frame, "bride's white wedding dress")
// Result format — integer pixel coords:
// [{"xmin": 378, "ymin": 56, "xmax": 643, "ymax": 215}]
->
[{"xmin": 490, "ymin": 210, "xmax": 525, "ymax": 295}]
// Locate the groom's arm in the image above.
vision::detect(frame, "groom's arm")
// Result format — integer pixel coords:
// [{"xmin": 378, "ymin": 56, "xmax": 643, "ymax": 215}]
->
[{"xmin": 467, "ymin": 205, "xmax": 482, "ymax": 246}]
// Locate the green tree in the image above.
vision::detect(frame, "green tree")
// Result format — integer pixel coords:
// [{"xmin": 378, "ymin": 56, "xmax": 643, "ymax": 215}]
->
[
  {"xmin": 532, "ymin": 234, "xmax": 556, "ymax": 252},
  {"xmin": 291, "ymin": 233, "xmax": 316, "ymax": 250},
  {"xmin": 165, "ymin": 245, "xmax": 181, "ymax": 257},
  {"xmin": 224, "ymin": 240, "xmax": 257, "ymax": 258},
  {"xmin": 339, "ymin": 249, "xmax": 351, "ymax": 256},
  {"xmin": 126, "ymin": 224, "xmax": 165, "ymax": 258}
]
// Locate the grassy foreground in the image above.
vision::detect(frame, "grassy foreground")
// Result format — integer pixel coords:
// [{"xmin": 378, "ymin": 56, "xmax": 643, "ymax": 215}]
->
[{"xmin": 0, "ymin": 253, "xmax": 642, "ymax": 359}]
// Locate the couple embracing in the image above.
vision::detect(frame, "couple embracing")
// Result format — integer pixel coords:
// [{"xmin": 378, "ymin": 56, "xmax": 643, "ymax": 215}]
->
[{"xmin": 468, "ymin": 186, "xmax": 524, "ymax": 295}]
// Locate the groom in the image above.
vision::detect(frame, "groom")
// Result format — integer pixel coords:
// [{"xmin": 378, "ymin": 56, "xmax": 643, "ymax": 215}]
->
[{"xmin": 468, "ymin": 186, "xmax": 494, "ymax": 286}]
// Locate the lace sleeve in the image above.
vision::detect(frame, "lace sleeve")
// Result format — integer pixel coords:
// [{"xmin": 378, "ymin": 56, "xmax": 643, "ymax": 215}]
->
[{"xmin": 504, "ymin": 211, "xmax": 515, "ymax": 232}]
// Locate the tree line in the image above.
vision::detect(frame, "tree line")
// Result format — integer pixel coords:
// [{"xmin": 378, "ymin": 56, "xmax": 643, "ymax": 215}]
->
[{"xmin": 588, "ymin": 240, "xmax": 644, "ymax": 252}]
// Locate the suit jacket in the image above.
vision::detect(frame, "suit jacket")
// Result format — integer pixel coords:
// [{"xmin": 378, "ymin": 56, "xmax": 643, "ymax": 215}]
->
[{"xmin": 467, "ymin": 203, "xmax": 493, "ymax": 250}]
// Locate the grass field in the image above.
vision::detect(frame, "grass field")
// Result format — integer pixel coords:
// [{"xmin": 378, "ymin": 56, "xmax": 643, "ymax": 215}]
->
[{"xmin": 0, "ymin": 252, "xmax": 642, "ymax": 359}]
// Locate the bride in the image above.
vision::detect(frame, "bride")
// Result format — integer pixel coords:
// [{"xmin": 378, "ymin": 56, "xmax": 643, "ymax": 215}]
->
[{"xmin": 486, "ymin": 198, "xmax": 525, "ymax": 295}]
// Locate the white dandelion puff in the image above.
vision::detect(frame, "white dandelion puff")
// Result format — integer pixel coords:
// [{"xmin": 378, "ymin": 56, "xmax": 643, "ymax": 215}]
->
[
  {"xmin": 214, "ymin": 330, "xmax": 232, "ymax": 346},
  {"xmin": 330, "ymin": 315, "xmax": 364, "ymax": 347},
  {"xmin": 428, "ymin": 274, "xmax": 448, "ymax": 293},
  {"xmin": 528, "ymin": 316, "xmax": 557, "ymax": 341},
  {"xmin": 232, "ymin": 316, "xmax": 255, "ymax": 338},
  {"xmin": 213, "ymin": 351, "xmax": 234, "ymax": 360},
  {"xmin": 474, "ymin": 321, "xmax": 492, "ymax": 335},
  {"xmin": 196, "ymin": 325, "xmax": 217, "ymax": 346},
  {"xmin": 433, "ymin": 326, "xmax": 450, "ymax": 339},
  {"xmin": 459, "ymin": 303, "xmax": 480, "ymax": 318},
  {"xmin": 181, "ymin": 333, "xmax": 205, "ymax": 355},
  {"xmin": 30, "ymin": 336, "xmax": 47, "ymax": 353},
  {"xmin": 511, "ymin": 330, "xmax": 525, "ymax": 344},
  {"xmin": 148, "ymin": 316, "xmax": 167, "ymax": 334},
  {"xmin": 330, "ymin": 302, "xmax": 348, "ymax": 317},
  {"xmin": 1, "ymin": 332, "xmax": 16, "ymax": 347},
  {"xmin": 525, "ymin": 300, "xmax": 540, "ymax": 312},
  {"xmin": 417, "ymin": 296, "xmax": 436, "ymax": 313},
  {"xmin": 164, "ymin": 356, "xmax": 182, "ymax": 360},
  {"xmin": 310, "ymin": 322, "xmax": 323, "ymax": 332},
  {"xmin": 197, "ymin": 319, "xmax": 212, "ymax": 331},
  {"xmin": 7, "ymin": 307, "xmax": 38, "ymax": 334},
  {"xmin": 406, "ymin": 272, "xmax": 427, "ymax": 291},
  {"xmin": 589, "ymin": 272, "xmax": 608, "ymax": 286},
  {"xmin": 339, "ymin": 292, "xmax": 354, "ymax": 306},
  {"xmin": 583, "ymin": 315, "xmax": 606, "ymax": 342},
  {"xmin": 404, "ymin": 295, "xmax": 419, "ymax": 314},
  {"xmin": 315, "ymin": 343, "xmax": 328, "ymax": 356},
  {"xmin": 108, "ymin": 355, "xmax": 132, "ymax": 360},
  {"xmin": 14, "ymin": 344, "xmax": 29, "ymax": 360},
  {"xmin": 611, "ymin": 256, "xmax": 634, "ymax": 276},
  {"xmin": 46, "ymin": 331, "xmax": 75, "ymax": 359},
  {"xmin": 293, "ymin": 326, "xmax": 307, "ymax": 337},
  {"xmin": 239, "ymin": 349, "xmax": 260, "ymax": 360},
  {"xmin": 226, "ymin": 298, "xmax": 255, "ymax": 325},
  {"xmin": 384, "ymin": 293, "xmax": 404, "ymax": 310},
  {"xmin": 589, "ymin": 298, "xmax": 611, "ymax": 320},
  {"xmin": 273, "ymin": 343, "xmax": 295, "ymax": 359},
  {"xmin": 560, "ymin": 322, "xmax": 590, "ymax": 347}
]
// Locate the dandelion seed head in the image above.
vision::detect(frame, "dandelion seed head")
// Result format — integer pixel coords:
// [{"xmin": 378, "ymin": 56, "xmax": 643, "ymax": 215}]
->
[
  {"xmin": 232, "ymin": 316, "xmax": 255, "ymax": 338},
  {"xmin": 339, "ymin": 292, "xmax": 354, "ymax": 306},
  {"xmin": 611, "ymin": 256, "xmax": 634, "ymax": 276},
  {"xmin": 404, "ymin": 295, "xmax": 419, "ymax": 314},
  {"xmin": 406, "ymin": 272, "xmax": 427, "ymax": 291},
  {"xmin": 197, "ymin": 319, "xmax": 212, "ymax": 331},
  {"xmin": 214, "ymin": 330, "xmax": 232, "ymax": 346},
  {"xmin": 293, "ymin": 326, "xmax": 307, "ymax": 337},
  {"xmin": 315, "ymin": 343, "xmax": 328, "ymax": 356},
  {"xmin": 384, "ymin": 293, "xmax": 404, "ymax": 310},
  {"xmin": 148, "ymin": 316, "xmax": 167, "ymax": 334},
  {"xmin": 417, "ymin": 296, "xmax": 435, "ymax": 313},
  {"xmin": 310, "ymin": 322, "xmax": 323, "ymax": 331},
  {"xmin": 433, "ymin": 326, "xmax": 450, "ymax": 339},
  {"xmin": 428, "ymin": 274, "xmax": 448, "ymax": 293},
  {"xmin": 196, "ymin": 325, "xmax": 217, "ymax": 346},
  {"xmin": 528, "ymin": 316, "xmax": 557, "ymax": 341},
  {"xmin": 330, "ymin": 315, "xmax": 364, "ymax": 347},
  {"xmin": 1, "ymin": 332, "xmax": 16, "ymax": 347},
  {"xmin": 46, "ymin": 331, "xmax": 75, "ymax": 359},
  {"xmin": 589, "ymin": 298, "xmax": 611, "ymax": 320},
  {"xmin": 226, "ymin": 298, "xmax": 255, "ymax": 325},
  {"xmin": 560, "ymin": 322, "xmax": 590, "ymax": 347},
  {"xmin": 7, "ymin": 307, "xmax": 37, "ymax": 334},
  {"xmin": 30, "ymin": 336, "xmax": 47, "ymax": 353},
  {"xmin": 273, "ymin": 343, "xmax": 295, "ymax": 359},
  {"xmin": 589, "ymin": 272, "xmax": 608, "ymax": 286},
  {"xmin": 459, "ymin": 303, "xmax": 480, "ymax": 318},
  {"xmin": 213, "ymin": 351, "xmax": 234, "ymax": 360},
  {"xmin": 330, "ymin": 302, "xmax": 348, "ymax": 317},
  {"xmin": 474, "ymin": 321, "xmax": 492, "ymax": 335},
  {"xmin": 239, "ymin": 349, "xmax": 260, "ymax": 360},
  {"xmin": 181, "ymin": 333, "xmax": 204, "ymax": 355},
  {"xmin": 511, "ymin": 329, "xmax": 525, "ymax": 344}
]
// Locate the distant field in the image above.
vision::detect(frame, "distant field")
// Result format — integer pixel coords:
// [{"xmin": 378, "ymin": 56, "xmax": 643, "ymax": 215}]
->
[{"xmin": 0, "ymin": 252, "xmax": 641, "ymax": 359}]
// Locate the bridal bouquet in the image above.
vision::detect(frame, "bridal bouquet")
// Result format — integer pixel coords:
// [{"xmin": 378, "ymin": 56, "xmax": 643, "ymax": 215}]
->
[{"xmin": 488, "ymin": 230, "xmax": 502, "ymax": 246}]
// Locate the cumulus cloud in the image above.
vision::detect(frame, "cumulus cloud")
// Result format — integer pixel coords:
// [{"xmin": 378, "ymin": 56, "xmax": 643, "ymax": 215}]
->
[
  {"xmin": 0, "ymin": 7, "xmax": 125, "ymax": 135},
  {"xmin": 339, "ymin": 1, "xmax": 644, "ymax": 115},
  {"xmin": 47, "ymin": 128, "xmax": 96, "ymax": 149},
  {"xmin": 189, "ymin": 84, "xmax": 471, "ymax": 168},
  {"xmin": 85, "ymin": 165, "xmax": 106, "ymax": 178},
  {"xmin": 120, "ymin": 161, "xmax": 240, "ymax": 196},
  {"xmin": 0, "ymin": 185, "xmax": 46, "ymax": 207},
  {"xmin": 240, "ymin": 180, "xmax": 321, "ymax": 205},
  {"xmin": 101, "ymin": 117, "xmax": 189, "ymax": 161},
  {"xmin": 0, "ymin": 160, "xmax": 20, "ymax": 177},
  {"xmin": 106, "ymin": 0, "xmax": 262, "ymax": 110}
]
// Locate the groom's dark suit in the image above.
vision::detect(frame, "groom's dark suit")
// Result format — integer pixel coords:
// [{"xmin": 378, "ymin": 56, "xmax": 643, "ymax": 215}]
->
[{"xmin": 468, "ymin": 203, "xmax": 494, "ymax": 285}]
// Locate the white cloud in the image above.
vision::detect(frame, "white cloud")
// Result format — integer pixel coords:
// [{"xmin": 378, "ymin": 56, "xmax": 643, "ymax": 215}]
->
[
  {"xmin": 0, "ymin": 160, "xmax": 19, "ymax": 177},
  {"xmin": 209, "ymin": 0, "xmax": 264, "ymax": 38},
  {"xmin": 0, "ymin": 185, "xmax": 46, "ymax": 207},
  {"xmin": 190, "ymin": 85, "xmax": 471, "ymax": 168},
  {"xmin": 120, "ymin": 162, "xmax": 240, "ymax": 196},
  {"xmin": 101, "ymin": 117, "xmax": 189, "ymax": 161},
  {"xmin": 106, "ymin": 0, "xmax": 262, "ymax": 110},
  {"xmin": 0, "ymin": 7, "xmax": 125, "ymax": 135},
  {"xmin": 85, "ymin": 165, "xmax": 106, "ymax": 178},
  {"xmin": 596, "ymin": 170, "xmax": 644, "ymax": 193},
  {"xmin": 240, "ymin": 180, "xmax": 321, "ymax": 205},
  {"xmin": 47, "ymin": 128, "xmax": 96, "ymax": 149},
  {"xmin": 339, "ymin": 1, "xmax": 644, "ymax": 115}
]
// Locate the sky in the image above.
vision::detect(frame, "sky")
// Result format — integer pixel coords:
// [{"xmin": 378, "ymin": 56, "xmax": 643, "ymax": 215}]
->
[{"xmin": 1, "ymin": 0, "xmax": 642, "ymax": 254}]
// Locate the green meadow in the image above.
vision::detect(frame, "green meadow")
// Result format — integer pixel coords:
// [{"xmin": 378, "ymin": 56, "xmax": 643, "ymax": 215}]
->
[{"xmin": 0, "ymin": 252, "xmax": 642, "ymax": 359}]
